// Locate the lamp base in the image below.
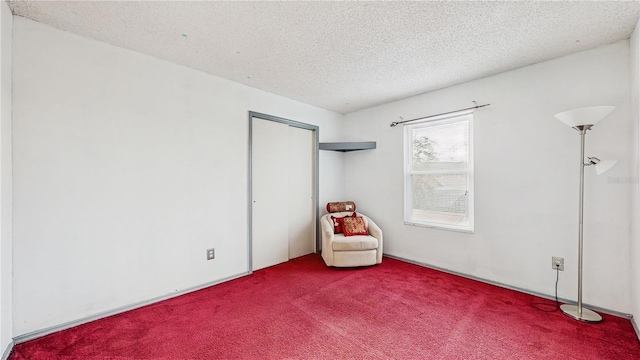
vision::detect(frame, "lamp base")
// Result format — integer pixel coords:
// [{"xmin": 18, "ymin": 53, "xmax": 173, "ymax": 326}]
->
[{"xmin": 560, "ymin": 304, "xmax": 603, "ymax": 323}]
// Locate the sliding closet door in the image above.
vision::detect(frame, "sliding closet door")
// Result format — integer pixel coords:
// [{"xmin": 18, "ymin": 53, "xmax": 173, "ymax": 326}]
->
[
  {"xmin": 252, "ymin": 118, "xmax": 289, "ymax": 270},
  {"xmin": 251, "ymin": 114, "xmax": 317, "ymax": 271},
  {"xmin": 288, "ymin": 126, "xmax": 315, "ymax": 259}
]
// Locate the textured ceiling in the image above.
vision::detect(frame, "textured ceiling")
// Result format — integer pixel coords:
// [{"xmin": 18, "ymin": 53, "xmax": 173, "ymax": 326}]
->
[{"xmin": 8, "ymin": 1, "xmax": 640, "ymax": 114}]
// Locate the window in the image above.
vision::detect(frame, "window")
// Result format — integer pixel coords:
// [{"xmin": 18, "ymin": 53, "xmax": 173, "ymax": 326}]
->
[{"xmin": 404, "ymin": 111, "xmax": 473, "ymax": 232}]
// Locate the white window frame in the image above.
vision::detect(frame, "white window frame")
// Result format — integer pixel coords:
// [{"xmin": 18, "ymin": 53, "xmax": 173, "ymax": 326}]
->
[{"xmin": 403, "ymin": 110, "xmax": 474, "ymax": 233}]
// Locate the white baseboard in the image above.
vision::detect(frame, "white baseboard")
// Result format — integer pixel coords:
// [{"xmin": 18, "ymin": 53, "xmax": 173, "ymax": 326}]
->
[
  {"xmin": 632, "ymin": 316, "xmax": 640, "ymax": 342},
  {"xmin": 13, "ymin": 271, "xmax": 249, "ymax": 344},
  {"xmin": 1, "ymin": 341, "xmax": 13, "ymax": 360},
  {"xmin": 384, "ymin": 254, "xmax": 633, "ymax": 319}
]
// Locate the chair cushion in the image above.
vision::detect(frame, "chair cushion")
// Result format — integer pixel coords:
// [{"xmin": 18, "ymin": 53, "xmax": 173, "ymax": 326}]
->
[{"xmin": 332, "ymin": 233, "xmax": 378, "ymax": 251}]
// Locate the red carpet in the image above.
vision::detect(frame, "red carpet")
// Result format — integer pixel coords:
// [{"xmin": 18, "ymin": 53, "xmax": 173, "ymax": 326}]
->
[{"xmin": 9, "ymin": 254, "xmax": 640, "ymax": 359}]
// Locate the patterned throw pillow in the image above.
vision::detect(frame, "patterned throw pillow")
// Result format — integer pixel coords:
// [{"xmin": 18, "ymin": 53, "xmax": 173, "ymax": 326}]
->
[
  {"xmin": 326, "ymin": 202, "xmax": 356, "ymax": 213},
  {"xmin": 343, "ymin": 216, "xmax": 368, "ymax": 236},
  {"xmin": 331, "ymin": 213, "xmax": 356, "ymax": 233}
]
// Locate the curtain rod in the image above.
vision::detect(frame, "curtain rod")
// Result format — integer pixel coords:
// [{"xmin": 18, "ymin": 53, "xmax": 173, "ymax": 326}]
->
[{"xmin": 389, "ymin": 102, "xmax": 491, "ymax": 127}]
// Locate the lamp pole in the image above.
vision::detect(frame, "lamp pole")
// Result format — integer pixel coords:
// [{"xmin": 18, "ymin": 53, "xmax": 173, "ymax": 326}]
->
[{"xmin": 559, "ymin": 124, "xmax": 602, "ymax": 323}]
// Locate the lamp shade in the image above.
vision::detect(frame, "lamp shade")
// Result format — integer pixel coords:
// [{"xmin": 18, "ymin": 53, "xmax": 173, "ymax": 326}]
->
[
  {"xmin": 554, "ymin": 106, "xmax": 615, "ymax": 128},
  {"xmin": 595, "ymin": 160, "xmax": 617, "ymax": 175}
]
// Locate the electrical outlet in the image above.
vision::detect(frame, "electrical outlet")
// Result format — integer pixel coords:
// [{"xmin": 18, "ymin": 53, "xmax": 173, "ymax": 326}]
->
[
  {"xmin": 552, "ymin": 256, "xmax": 564, "ymax": 271},
  {"xmin": 207, "ymin": 248, "xmax": 215, "ymax": 260}
]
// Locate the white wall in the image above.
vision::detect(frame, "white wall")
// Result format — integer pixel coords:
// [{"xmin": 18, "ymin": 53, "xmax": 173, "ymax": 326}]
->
[
  {"xmin": 11, "ymin": 17, "xmax": 344, "ymax": 336},
  {"xmin": 344, "ymin": 41, "xmax": 633, "ymax": 313},
  {"xmin": 0, "ymin": 0, "xmax": 11, "ymax": 355},
  {"xmin": 630, "ymin": 20, "xmax": 640, "ymax": 331}
]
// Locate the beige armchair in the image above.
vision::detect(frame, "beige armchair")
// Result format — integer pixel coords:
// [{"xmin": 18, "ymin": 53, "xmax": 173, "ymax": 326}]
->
[{"xmin": 321, "ymin": 206, "xmax": 383, "ymax": 267}]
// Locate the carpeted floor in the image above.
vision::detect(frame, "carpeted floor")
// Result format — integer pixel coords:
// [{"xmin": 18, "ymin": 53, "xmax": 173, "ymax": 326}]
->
[{"xmin": 9, "ymin": 254, "xmax": 640, "ymax": 359}]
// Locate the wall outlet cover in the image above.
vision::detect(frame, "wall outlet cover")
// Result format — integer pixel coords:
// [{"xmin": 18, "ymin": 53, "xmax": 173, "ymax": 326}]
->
[{"xmin": 552, "ymin": 256, "xmax": 564, "ymax": 271}]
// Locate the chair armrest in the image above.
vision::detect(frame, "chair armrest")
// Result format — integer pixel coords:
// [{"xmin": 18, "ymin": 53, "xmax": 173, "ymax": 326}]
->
[
  {"xmin": 321, "ymin": 216, "xmax": 334, "ymax": 239},
  {"xmin": 367, "ymin": 218, "xmax": 383, "ymax": 242},
  {"xmin": 320, "ymin": 215, "xmax": 336, "ymax": 265},
  {"xmin": 320, "ymin": 215, "xmax": 335, "ymax": 250},
  {"xmin": 365, "ymin": 216, "xmax": 384, "ymax": 264}
]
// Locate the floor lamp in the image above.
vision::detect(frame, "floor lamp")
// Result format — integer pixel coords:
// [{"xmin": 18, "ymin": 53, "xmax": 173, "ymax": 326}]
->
[{"xmin": 554, "ymin": 105, "xmax": 616, "ymax": 323}]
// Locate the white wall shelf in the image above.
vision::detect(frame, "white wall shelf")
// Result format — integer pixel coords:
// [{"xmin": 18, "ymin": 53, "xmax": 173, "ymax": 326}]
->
[{"xmin": 319, "ymin": 141, "xmax": 376, "ymax": 152}]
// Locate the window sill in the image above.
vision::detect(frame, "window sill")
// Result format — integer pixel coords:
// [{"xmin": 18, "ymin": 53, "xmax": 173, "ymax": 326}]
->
[{"xmin": 404, "ymin": 221, "xmax": 474, "ymax": 233}]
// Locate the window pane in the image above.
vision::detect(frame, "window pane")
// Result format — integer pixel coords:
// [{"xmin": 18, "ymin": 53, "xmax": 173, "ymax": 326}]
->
[
  {"xmin": 411, "ymin": 173, "xmax": 469, "ymax": 226},
  {"xmin": 412, "ymin": 120, "xmax": 468, "ymax": 171}
]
